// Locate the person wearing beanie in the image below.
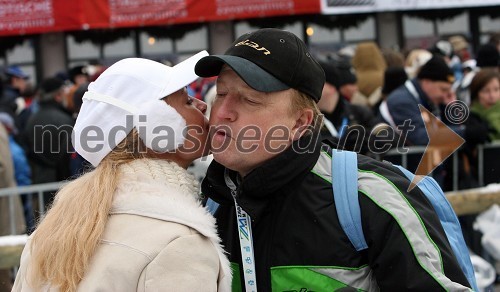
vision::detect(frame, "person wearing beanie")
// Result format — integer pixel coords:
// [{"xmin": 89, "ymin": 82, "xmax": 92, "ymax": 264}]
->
[
  {"xmin": 195, "ymin": 28, "xmax": 472, "ymax": 291},
  {"xmin": 13, "ymin": 52, "xmax": 232, "ymax": 291},
  {"xmin": 318, "ymin": 60, "xmax": 383, "ymax": 156},
  {"xmin": 351, "ymin": 42, "xmax": 387, "ymax": 107},
  {"xmin": 476, "ymin": 43, "xmax": 500, "ymax": 69},
  {"xmin": 331, "ymin": 59, "xmax": 358, "ymax": 102},
  {"xmin": 383, "ymin": 55, "xmax": 463, "ymax": 145}
]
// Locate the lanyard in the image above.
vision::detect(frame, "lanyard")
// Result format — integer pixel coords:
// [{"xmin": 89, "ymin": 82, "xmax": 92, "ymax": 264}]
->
[
  {"xmin": 338, "ymin": 117, "xmax": 349, "ymax": 138},
  {"xmin": 224, "ymin": 170, "xmax": 257, "ymax": 291},
  {"xmin": 324, "ymin": 117, "xmax": 348, "ymax": 138}
]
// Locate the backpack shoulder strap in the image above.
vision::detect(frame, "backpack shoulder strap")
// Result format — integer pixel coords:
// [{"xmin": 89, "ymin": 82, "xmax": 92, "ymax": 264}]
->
[
  {"xmin": 393, "ymin": 165, "xmax": 479, "ymax": 291},
  {"xmin": 332, "ymin": 150, "xmax": 368, "ymax": 251}
]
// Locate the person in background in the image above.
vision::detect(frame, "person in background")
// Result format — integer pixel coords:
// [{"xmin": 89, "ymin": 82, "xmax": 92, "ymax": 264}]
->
[
  {"xmin": 429, "ymin": 39, "xmax": 463, "ymax": 82},
  {"xmin": 1, "ymin": 66, "xmax": 29, "ymax": 117},
  {"xmin": 455, "ymin": 43, "xmax": 499, "ymax": 106},
  {"xmin": 351, "ymin": 42, "xmax": 386, "ymax": 108},
  {"xmin": 0, "ymin": 122, "xmax": 26, "ymax": 291},
  {"xmin": 329, "ymin": 59, "xmax": 358, "ymax": 102},
  {"xmin": 455, "ymin": 59, "xmax": 478, "ymax": 105},
  {"xmin": 404, "ymin": 49, "xmax": 433, "ymax": 79},
  {"xmin": 63, "ymin": 65, "xmax": 90, "ymax": 112},
  {"xmin": 319, "ymin": 60, "xmax": 384, "ymax": 156},
  {"xmin": 384, "ymin": 55, "xmax": 461, "ymax": 145},
  {"xmin": 449, "ymin": 35, "xmax": 471, "ymax": 62},
  {"xmin": 21, "ymin": 78, "xmax": 74, "ymax": 210},
  {"xmin": 0, "ymin": 112, "xmax": 34, "ymax": 233},
  {"xmin": 195, "ymin": 28, "xmax": 472, "ymax": 291},
  {"xmin": 476, "ymin": 43, "xmax": 499, "ymax": 71},
  {"xmin": 376, "ymin": 66, "xmax": 408, "ymax": 117},
  {"xmin": 13, "ymin": 52, "xmax": 231, "ymax": 291},
  {"xmin": 470, "ymin": 69, "xmax": 500, "ymax": 140},
  {"xmin": 382, "ymin": 48, "xmax": 405, "ymax": 68}
]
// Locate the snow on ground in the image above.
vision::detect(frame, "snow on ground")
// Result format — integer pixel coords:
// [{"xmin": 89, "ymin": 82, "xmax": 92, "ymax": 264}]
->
[{"xmin": 0, "ymin": 234, "xmax": 28, "ymax": 246}]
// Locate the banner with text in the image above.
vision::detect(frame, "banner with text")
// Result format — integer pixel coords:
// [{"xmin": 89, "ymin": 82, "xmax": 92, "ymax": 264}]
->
[{"xmin": 0, "ymin": 0, "xmax": 320, "ymax": 36}]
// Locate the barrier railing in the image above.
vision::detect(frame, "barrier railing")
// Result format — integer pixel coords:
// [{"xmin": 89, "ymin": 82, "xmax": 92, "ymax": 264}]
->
[
  {"xmin": 0, "ymin": 181, "xmax": 66, "ymax": 234},
  {"xmin": 379, "ymin": 142, "xmax": 500, "ymax": 191}
]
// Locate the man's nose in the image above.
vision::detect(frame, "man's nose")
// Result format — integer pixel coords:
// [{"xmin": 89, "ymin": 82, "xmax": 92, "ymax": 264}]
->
[{"xmin": 214, "ymin": 95, "xmax": 237, "ymax": 122}]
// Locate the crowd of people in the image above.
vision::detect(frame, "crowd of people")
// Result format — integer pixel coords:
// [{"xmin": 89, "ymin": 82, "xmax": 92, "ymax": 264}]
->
[{"xmin": 0, "ymin": 28, "xmax": 498, "ymax": 290}]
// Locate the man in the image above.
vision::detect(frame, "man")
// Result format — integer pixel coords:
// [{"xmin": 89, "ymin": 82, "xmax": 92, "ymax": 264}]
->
[
  {"xmin": 384, "ymin": 55, "xmax": 462, "ymax": 146},
  {"xmin": 1, "ymin": 66, "xmax": 29, "ymax": 116},
  {"xmin": 196, "ymin": 28, "xmax": 471, "ymax": 291},
  {"xmin": 0, "ymin": 123, "xmax": 26, "ymax": 290},
  {"xmin": 318, "ymin": 60, "xmax": 387, "ymax": 156},
  {"xmin": 22, "ymin": 77, "xmax": 73, "ymax": 209}
]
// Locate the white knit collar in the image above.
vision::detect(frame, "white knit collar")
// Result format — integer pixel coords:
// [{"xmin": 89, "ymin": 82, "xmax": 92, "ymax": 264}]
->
[{"xmin": 118, "ymin": 158, "xmax": 199, "ymax": 198}]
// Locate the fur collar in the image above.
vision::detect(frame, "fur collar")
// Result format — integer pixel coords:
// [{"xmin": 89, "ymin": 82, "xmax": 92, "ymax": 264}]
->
[
  {"xmin": 112, "ymin": 158, "xmax": 214, "ymax": 238},
  {"xmin": 111, "ymin": 158, "xmax": 231, "ymax": 290}
]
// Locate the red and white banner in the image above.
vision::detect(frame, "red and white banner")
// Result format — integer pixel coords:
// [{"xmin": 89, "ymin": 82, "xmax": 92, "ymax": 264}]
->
[{"xmin": 0, "ymin": 0, "xmax": 320, "ymax": 36}]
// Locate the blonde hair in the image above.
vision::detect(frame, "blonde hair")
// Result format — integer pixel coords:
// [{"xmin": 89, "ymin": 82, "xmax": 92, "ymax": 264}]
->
[
  {"xmin": 289, "ymin": 89, "xmax": 323, "ymax": 133},
  {"xmin": 28, "ymin": 129, "xmax": 145, "ymax": 291}
]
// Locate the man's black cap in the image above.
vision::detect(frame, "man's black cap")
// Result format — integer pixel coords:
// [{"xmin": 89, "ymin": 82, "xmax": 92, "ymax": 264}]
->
[{"xmin": 195, "ymin": 28, "xmax": 325, "ymax": 102}]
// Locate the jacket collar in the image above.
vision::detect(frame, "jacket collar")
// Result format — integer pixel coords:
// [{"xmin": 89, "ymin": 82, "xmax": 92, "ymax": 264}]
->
[
  {"xmin": 111, "ymin": 158, "xmax": 232, "ymax": 291},
  {"xmin": 202, "ymin": 131, "xmax": 322, "ymax": 220},
  {"xmin": 112, "ymin": 159, "xmax": 218, "ymax": 235}
]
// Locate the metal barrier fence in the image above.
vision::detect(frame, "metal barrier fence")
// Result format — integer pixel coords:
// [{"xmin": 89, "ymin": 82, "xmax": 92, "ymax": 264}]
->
[
  {"xmin": 0, "ymin": 181, "xmax": 66, "ymax": 235},
  {"xmin": 379, "ymin": 142, "xmax": 500, "ymax": 191}
]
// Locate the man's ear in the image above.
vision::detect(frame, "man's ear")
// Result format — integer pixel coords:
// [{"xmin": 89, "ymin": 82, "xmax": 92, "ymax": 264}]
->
[{"xmin": 290, "ymin": 108, "xmax": 314, "ymax": 141}]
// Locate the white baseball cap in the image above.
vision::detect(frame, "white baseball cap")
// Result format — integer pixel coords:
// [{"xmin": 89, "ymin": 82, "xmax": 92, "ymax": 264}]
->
[{"xmin": 72, "ymin": 50, "xmax": 209, "ymax": 167}]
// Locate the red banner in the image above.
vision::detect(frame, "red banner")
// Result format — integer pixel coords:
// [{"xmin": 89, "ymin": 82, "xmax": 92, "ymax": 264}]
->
[{"xmin": 0, "ymin": 0, "xmax": 320, "ymax": 36}]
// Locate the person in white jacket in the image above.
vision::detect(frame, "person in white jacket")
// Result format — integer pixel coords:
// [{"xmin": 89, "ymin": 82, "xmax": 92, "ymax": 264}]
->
[{"xmin": 13, "ymin": 51, "xmax": 231, "ymax": 292}]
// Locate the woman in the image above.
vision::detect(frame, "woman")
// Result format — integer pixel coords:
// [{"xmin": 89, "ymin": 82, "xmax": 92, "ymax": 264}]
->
[
  {"xmin": 13, "ymin": 52, "xmax": 231, "ymax": 291},
  {"xmin": 470, "ymin": 69, "xmax": 500, "ymax": 140}
]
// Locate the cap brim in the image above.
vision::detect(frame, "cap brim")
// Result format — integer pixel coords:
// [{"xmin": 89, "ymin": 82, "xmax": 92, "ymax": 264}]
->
[
  {"xmin": 195, "ymin": 55, "xmax": 289, "ymax": 93},
  {"xmin": 158, "ymin": 50, "xmax": 209, "ymax": 98}
]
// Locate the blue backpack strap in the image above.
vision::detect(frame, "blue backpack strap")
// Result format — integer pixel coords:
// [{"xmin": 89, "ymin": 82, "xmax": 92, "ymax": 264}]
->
[
  {"xmin": 393, "ymin": 165, "xmax": 479, "ymax": 292},
  {"xmin": 332, "ymin": 150, "xmax": 368, "ymax": 251}
]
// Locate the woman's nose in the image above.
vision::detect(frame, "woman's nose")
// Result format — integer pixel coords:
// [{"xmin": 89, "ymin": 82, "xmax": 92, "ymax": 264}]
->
[{"xmin": 193, "ymin": 98, "xmax": 207, "ymax": 115}]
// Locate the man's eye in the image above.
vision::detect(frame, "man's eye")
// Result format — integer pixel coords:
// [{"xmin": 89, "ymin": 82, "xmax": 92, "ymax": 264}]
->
[
  {"xmin": 187, "ymin": 97, "xmax": 194, "ymax": 105},
  {"xmin": 245, "ymin": 98, "xmax": 259, "ymax": 105}
]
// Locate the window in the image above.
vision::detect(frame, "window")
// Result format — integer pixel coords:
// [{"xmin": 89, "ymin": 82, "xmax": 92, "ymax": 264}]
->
[
  {"xmin": 4, "ymin": 39, "xmax": 37, "ymax": 84},
  {"xmin": 307, "ymin": 15, "xmax": 376, "ymax": 58},
  {"xmin": 437, "ymin": 12, "xmax": 468, "ymax": 36},
  {"xmin": 66, "ymin": 25, "xmax": 209, "ymax": 69},
  {"xmin": 479, "ymin": 15, "xmax": 500, "ymax": 44}
]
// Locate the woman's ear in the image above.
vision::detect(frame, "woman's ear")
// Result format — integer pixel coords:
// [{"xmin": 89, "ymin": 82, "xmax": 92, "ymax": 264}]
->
[{"xmin": 290, "ymin": 108, "xmax": 314, "ymax": 141}]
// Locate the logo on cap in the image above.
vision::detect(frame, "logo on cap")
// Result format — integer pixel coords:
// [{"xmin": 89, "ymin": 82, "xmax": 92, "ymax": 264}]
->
[{"xmin": 235, "ymin": 40, "xmax": 271, "ymax": 55}]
